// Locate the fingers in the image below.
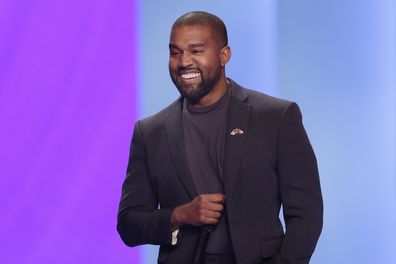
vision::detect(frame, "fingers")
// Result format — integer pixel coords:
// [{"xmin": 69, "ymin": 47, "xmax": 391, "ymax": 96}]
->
[
  {"xmin": 204, "ymin": 210, "xmax": 222, "ymax": 219},
  {"xmin": 195, "ymin": 193, "xmax": 225, "ymax": 209},
  {"xmin": 205, "ymin": 217, "xmax": 221, "ymax": 225},
  {"xmin": 177, "ymin": 193, "xmax": 226, "ymax": 226},
  {"xmin": 196, "ymin": 210, "xmax": 222, "ymax": 225},
  {"xmin": 194, "ymin": 194, "xmax": 225, "ymax": 213},
  {"xmin": 204, "ymin": 201, "xmax": 224, "ymax": 212},
  {"xmin": 200, "ymin": 193, "xmax": 225, "ymax": 204},
  {"xmin": 194, "ymin": 193, "xmax": 225, "ymax": 225}
]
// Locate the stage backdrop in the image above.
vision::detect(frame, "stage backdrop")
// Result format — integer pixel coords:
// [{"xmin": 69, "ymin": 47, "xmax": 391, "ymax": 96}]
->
[
  {"xmin": 0, "ymin": 0, "xmax": 395, "ymax": 264},
  {"xmin": 0, "ymin": 0, "xmax": 140, "ymax": 263},
  {"xmin": 140, "ymin": 1, "xmax": 396, "ymax": 263}
]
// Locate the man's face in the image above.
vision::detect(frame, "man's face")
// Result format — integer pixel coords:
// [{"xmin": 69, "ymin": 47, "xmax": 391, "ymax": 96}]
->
[{"xmin": 168, "ymin": 25, "xmax": 224, "ymax": 102}]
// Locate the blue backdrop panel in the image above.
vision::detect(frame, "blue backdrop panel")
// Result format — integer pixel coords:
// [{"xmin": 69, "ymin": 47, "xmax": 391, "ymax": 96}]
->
[
  {"xmin": 138, "ymin": 1, "xmax": 396, "ymax": 263},
  {"xmin": 277, "ymin": 1, "xmax": 396, "ymax": 263}
]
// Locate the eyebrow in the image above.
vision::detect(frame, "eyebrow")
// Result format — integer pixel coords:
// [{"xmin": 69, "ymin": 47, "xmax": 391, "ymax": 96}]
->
[
  {"xmin": 188, "ymin": 43, "xmax": 205, "ymax": 49},
  {"xmin": 169, "ymin": 43, "xmax": 179, "ymax": 49},
  {"xmin": 169, "ymin": 43, "xmax": 205, "ymax": 49}
]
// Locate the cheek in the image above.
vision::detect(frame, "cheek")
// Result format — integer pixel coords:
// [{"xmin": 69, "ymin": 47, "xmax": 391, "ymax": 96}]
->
[
  {"xmin": 198, "ymin": 54, "xmax": 220, "ymax": 71},
  {"xmin": 195, "ymin": 58, "xmax": 213, "ymax": 72},
  {"xmin": 168, "ymin": 60, "xmax": 177, "ymax": 72}
]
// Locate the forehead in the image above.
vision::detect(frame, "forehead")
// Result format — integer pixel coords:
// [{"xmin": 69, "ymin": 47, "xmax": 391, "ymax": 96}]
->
[{"xmin": 170, "ymin": 25, "xmax": 217, "ymax": 46}]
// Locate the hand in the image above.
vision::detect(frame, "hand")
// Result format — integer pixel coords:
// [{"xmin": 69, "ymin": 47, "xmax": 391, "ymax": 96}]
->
[{"xmin": 171, "ymin": 193, "xmax": 225, "ymax": 228}]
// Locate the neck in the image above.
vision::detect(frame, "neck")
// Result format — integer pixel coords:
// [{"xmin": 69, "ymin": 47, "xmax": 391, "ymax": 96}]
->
[{"xmin": 191, "ymin": 77, "xmax": 229, "ymax": 108}]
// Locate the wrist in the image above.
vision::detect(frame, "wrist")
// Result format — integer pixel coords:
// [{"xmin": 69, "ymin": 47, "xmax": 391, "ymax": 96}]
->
[{"xmin": 170, "ymin": 205, "xmax": 184, "ymax": 230}]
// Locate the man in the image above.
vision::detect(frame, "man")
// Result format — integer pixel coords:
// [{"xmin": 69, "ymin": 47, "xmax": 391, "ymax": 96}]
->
[{"xmin": 117, "ymin": 11, "xmax": 323, "ymax": 264}]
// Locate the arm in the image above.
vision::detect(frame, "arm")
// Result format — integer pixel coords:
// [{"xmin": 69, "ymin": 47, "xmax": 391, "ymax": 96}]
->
[
  {"xmin": 117, "ymin": 121, "xmax": 174, "ymax": 247},
  {"xmin": 117, "ymin": 121, "xmax": 225, "ymax": 247},
  {"xmin": 277, "ymin": 102, "xmax": 323, "ymax": 263}
]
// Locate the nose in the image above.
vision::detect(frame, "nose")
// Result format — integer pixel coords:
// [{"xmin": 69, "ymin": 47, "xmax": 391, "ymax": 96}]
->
[{"xmin": 180, "ymin": 52, "xmax": 192, "ymax": 68}]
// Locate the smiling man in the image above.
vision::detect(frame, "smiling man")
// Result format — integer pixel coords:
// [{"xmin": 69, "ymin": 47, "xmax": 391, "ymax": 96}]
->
[
  {"xmin": 168, "ymin": 17, "xmax": 230, "ymax": 107},
  {"xmin": 117, "ymin": 11, "xmax": 323, "ymax": 264}
]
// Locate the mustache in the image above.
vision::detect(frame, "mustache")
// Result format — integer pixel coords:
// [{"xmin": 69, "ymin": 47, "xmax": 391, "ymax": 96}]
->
[{"xmin": 176, "ymin": 67, "xmax": 201, "ymax": 75}]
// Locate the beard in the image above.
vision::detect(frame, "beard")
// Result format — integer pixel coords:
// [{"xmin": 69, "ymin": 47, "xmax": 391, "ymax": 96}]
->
[{"xmin": 170, "ymin": 67, "xmax": 222, "ymax": 103}]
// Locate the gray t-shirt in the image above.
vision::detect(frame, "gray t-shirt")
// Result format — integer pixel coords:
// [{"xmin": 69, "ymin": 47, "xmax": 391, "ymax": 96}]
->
[{"xmin": 183, "ymin": 85, "xmax": 233, "ymax": 254}]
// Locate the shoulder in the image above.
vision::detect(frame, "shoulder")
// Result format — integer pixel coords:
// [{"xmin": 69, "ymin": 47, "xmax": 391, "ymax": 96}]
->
[
  {"xmin": 246, "ymin": 88, "xmax": 290, "ymax": 108},
  {"xmin": 231, "ymin": 80, "xmax": 297, "ymax": 116},
  {"xmin": 135, "ymin": 97, "xmax": 182, "ymax": 134}
]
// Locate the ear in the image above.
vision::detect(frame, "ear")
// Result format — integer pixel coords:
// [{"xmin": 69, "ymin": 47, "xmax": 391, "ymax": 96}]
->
[{"xmin": 220, "ymin": 46, "xmax": 231, "ymax": 67}]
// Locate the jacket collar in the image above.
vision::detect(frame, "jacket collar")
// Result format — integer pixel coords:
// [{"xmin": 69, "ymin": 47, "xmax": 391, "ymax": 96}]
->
[{"xmin": 222, "ymin": 80, "xmax": 251, "ymax": 199}]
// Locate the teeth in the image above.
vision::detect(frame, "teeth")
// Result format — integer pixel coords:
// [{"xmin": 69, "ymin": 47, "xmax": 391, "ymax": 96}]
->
[{"xmin": 180, "ymin": 72, "xmax": 200, "ymax": 79}]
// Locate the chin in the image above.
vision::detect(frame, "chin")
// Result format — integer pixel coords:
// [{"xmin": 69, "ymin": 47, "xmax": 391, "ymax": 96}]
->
[
  {"xmin": 182, "ymin": 91, "xmax": 200, "ymax": 101},
  {"xmin": 179, "ymin": 84, "xmax": 199, "ymax": 96}
]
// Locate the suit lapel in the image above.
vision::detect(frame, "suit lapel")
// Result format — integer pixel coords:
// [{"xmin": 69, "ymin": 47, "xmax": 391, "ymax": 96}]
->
[
  {"xmin": 223, "ymin": 84, "xmax": 251, "ymax": 198},
  {"xmin": 164, "ymin": 101, "xmax": 198, "ymax": 200}
]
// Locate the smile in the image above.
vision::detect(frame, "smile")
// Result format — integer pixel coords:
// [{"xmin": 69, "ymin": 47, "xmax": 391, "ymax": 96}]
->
[{"xmin": 180, "ymin": 72, "xmax": 201, "ymax": 79}]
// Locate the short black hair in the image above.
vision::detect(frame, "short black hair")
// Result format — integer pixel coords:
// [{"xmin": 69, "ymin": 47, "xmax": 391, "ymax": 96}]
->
[{"xmin": 172, "ymin": 11, "xmax": 228, "ymax": 47}]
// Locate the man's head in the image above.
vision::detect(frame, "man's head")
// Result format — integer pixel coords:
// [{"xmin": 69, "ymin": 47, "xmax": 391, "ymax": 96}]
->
[
  {"xmin": 172, "ymin": 11, "xmax": 228, "ymax": 48},
  {"xmin": 168, "ymin": 11, "xmax": 231, "ymax": 105}
]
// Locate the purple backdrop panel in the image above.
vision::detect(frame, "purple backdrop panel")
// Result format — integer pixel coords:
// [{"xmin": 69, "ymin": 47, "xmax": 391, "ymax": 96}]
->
[{"xmin": 0, "ymin": 0, "xmax": 140, "ymax": 263}]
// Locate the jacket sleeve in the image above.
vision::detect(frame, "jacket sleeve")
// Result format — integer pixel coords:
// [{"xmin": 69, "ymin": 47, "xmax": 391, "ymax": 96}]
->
[
  {"xmin": 117, "ymin": 120, "xmax": 176, "ymax": 247},
  {"xmin": 277, "ymin": 102, "xmax": 323, "ymax": 263}
]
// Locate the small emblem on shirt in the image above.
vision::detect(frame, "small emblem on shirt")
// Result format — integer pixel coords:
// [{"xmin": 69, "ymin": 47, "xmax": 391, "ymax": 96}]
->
[{"xmin": 230, "ymin": 128, "xmax": 244, "ymax": 136}]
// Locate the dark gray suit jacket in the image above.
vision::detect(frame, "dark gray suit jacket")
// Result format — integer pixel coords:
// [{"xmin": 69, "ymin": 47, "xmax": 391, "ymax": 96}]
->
[{"xmin": 117, "ymin": 80, "xmax": 323, "ymax": 264}]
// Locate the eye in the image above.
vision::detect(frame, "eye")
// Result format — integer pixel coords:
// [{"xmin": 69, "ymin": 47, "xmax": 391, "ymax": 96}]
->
[
  {"xmin": 170, "ymin": 49, "xmax": 182, "ymax": 56},
  {"xmin": 192, "ymin": 49, "xmax": 204, "ymax": 54}
]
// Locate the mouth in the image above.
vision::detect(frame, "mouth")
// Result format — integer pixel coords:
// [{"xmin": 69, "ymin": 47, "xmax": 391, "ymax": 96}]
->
[{"xmin": 179, "ymin": 71, "xmax": 201, "ymax": 80}]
